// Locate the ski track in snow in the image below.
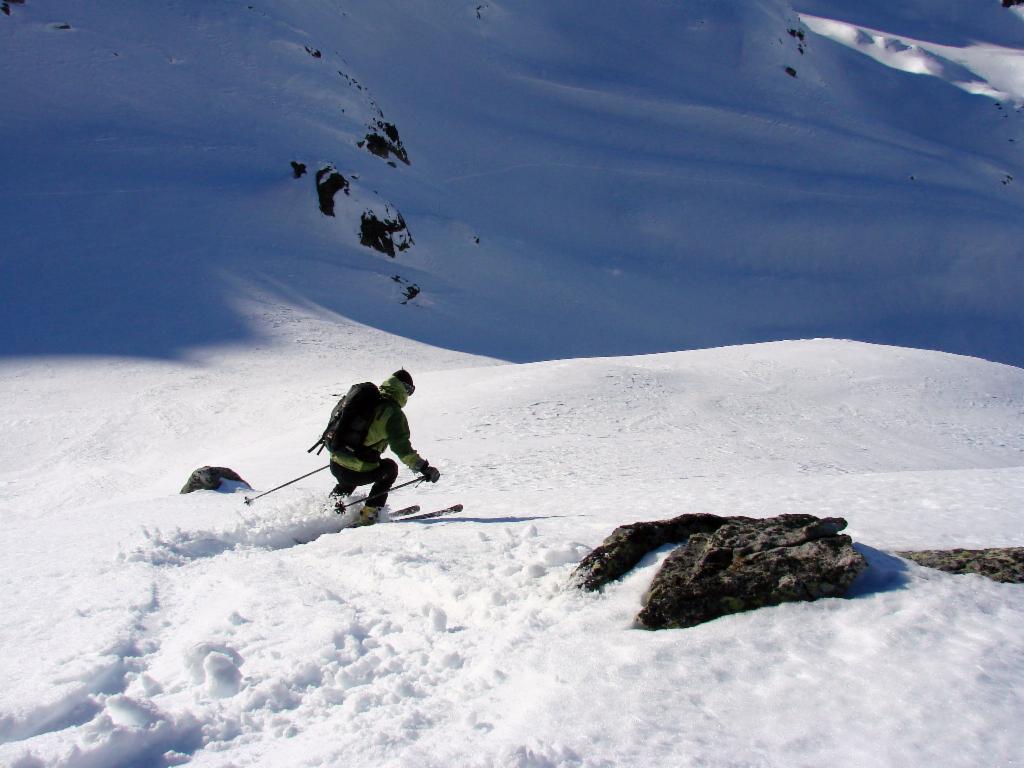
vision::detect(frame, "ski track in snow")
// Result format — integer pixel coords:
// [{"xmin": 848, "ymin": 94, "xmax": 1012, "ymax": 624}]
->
[
  {"xmin": 4, "ymin": 495, "xmax": 595, "ymax": 767},
  {"xmin": 122, "ymin": 494, "xmax": 349, "ymax": 567}
]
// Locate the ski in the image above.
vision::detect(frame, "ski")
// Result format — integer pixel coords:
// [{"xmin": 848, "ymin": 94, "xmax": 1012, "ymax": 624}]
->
[
  {"xmin": 387, "ymin": 504, "xmax": 421, "ymax": 519},
  {"xmin": 396, "ymin": 503, "xmax": 463, "ymax": 522}
]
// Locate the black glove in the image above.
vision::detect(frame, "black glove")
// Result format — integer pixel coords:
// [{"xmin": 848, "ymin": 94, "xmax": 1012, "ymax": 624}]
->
[{"xmin": 418, "ymin": 460, "xmax": 440, "ymax": 483}]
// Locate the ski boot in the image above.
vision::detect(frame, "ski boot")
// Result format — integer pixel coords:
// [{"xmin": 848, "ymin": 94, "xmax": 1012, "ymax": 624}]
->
[{"xmin": 354, "ymin": 505, "xmax": 381, "ymax": 527}]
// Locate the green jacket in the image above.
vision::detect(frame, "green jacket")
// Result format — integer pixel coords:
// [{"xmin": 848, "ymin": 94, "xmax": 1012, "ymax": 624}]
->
[{"xmin": 331, "ymin": 375, "xmax": 423, "ymax": 473}]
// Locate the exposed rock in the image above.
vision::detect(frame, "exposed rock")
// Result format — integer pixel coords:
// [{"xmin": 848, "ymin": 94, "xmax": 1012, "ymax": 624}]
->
[
  {"xmin": 638, "ymin": 515, "xmax": 865, "ymax": 629},
  {"xmin": 290, "ymin": 161, "xmax": 307, "ymax": 179},
  {"xmin": 359, "ymin": 119, "xmax": 410, "ymax": 165},
  {"xmin": 304, "ymin": 45, "xmax": 322, "ymax": 59},
  {"xmin": 1004, "ymin": 1, "xmax": 1023, "ymax": 8},
  {"xmin": 360, "ymin": 208, "xmax": 413, "ymax": 256},
  {"xmin": 896, "ymin": 547, "xmax": 1024, "ymax": 583},
  {"xmin": 571, "ymin": 513, "xmax": 866, "ymax": 630},
  {"xmin": 181, "ymin": 466, "xmax": 251, "ymax": 494},
  {"xmin": 787, "ymin": 27, "xmax": 806, "ymax": 54},
  {"xmin": 389, "ymin": 274, "xmax": 420, "ymax": 304},
  {"xmin": 315, "ymin": 165, "xmax": 349, "ymax": 216},
  {"xmin": 785, "ymin": 66, "xmax": 797, "ymax": 78}
]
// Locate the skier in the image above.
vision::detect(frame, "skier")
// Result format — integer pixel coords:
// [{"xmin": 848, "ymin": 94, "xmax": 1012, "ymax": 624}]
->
[{"xmin": 329, "ymin": 369, "xmax": 440, "ymax": 526}]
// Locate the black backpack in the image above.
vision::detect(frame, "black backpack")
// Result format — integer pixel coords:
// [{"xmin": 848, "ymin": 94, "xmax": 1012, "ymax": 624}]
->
[{"xmin": 309, "ymin": 382, "xmax": 382, "ymax": 457}]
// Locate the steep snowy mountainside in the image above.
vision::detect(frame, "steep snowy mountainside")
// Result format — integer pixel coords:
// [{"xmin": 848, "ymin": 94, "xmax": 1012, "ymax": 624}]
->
[{"xmin": 2, "ymin": 0, "xmax": 1023, "ymax": 364}]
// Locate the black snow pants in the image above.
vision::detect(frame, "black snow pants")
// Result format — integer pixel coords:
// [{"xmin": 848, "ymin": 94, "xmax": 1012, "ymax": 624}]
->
[{"xmin": 330, "ymin": 458, "xmax": 399, "ymax": 508}]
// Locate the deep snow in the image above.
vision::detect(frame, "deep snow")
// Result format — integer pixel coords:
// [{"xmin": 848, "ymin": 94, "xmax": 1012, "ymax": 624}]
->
[{"xmin": 2, "ymin": 338, "xmax": 1024, "ymax": 767}]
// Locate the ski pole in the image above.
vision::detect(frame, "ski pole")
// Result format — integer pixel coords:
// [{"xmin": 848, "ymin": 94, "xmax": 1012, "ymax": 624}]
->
[
  {"xmin": 243, "ymin": 464, "xmax": 331, "ymax": 506},
  {"xmin": 336, "ymin": 476, "xmax": 425, "ymax": 512}
]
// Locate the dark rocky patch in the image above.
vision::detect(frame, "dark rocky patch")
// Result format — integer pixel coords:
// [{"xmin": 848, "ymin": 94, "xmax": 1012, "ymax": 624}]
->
[
  {"xmin": 1, "ymin": 0, "xmax": 25, "ymax": 17},
  {"xmin": 290, "ymin": 161, "xmax": 307, "ymax": 178},
  {"xmin": 305, "ymin": 45, "xmax": 322, "ymax": 58},
  {"xmin": 360, "ymin": 208, "xmax": 413, "ymax": 257},
  {"xmin": 896, "ymin": 547, "xmax": 1024, "ymax": 583},
  {"xmin": 787, "ymin": 27, "xmax": 806, "ymax": 54},
  {"xmin": 785, "ymin": 66, "xmax": 798, "ymax": 78},
  {"xmin": 359, "ymin": 120, "xmax": 410, "ymax": 165},
  {"xmin": 571, "ymin": 513, "xmax": 866, "ymax": 630},
  {"xmin": 181, "ymin": 466, "xmax": 251, "ymax": 494},
  {"xmin": 1003, "ymin": 1, "xmax": 1023, "ymax": 8},
  {"xmin": 315, "ymin": 165, "xmax": 349, "ymax": 216},
  {"xmin": 390, "ymin": 275, "xmax": 420, "ymax": 303},
  {"xmin": 338, "ymin": 71, "xmax": 365, "ymax": 92}
]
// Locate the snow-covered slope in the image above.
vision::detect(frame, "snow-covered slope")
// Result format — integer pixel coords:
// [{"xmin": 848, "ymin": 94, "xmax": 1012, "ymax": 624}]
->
[
  {"xmin": 2, "ymin": 0, "xmax": 1023, "ymax": 364},
  {"xmin": 3, "ymin": 0, "xmax": 1024, "ymax": 765},
  {"xmin": 1, "ymin": 339, "xmax": 1023, "ymax": 767}
]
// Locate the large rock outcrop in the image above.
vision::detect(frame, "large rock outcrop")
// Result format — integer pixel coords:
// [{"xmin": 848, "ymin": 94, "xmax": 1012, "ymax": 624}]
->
[
  {"xmin": 314, "ymin": 165, "xmax": 350, "ymax": 216},
  {"xmin": 360, "ymin": 119, "xmax": 410, "ymax": 166},
  {"xmin": 360, "ymin": 208, "xmax": 413, "ymax": 257},
  {"xmin": 571, "ymin": 513, "xmax": 867, "ymax": 630},
  {"xmin": 638, "ymin": 515, "xmax": 865, "ymax": 629}
]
